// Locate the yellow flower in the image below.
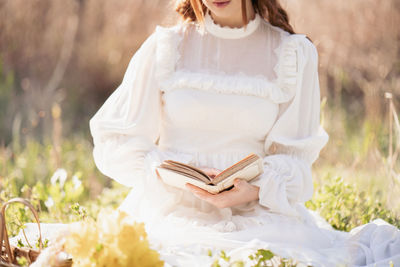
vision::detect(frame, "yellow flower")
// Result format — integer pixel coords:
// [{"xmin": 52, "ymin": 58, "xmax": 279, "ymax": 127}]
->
[{"xmin": 64, "ymin": 210, "xmax": 163, "ymax": 267}]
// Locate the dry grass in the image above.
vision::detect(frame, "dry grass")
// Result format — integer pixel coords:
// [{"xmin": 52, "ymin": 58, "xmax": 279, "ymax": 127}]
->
[
  {"xmin": 1, "ymin": 0, "xmax": 398, "ymax": 107},
  {"xmin": 0, "ymin": 0, "xmax": 170, "ymax": 138},
  {"xmin": 286, "ymin": 0, "xmax": 400, "ymax": 119}
]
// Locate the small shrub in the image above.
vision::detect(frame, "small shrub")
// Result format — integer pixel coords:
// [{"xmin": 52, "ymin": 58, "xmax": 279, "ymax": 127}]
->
[{"xmin": 306, "ymin": 175, "xmax": 400, "ymax": 231}]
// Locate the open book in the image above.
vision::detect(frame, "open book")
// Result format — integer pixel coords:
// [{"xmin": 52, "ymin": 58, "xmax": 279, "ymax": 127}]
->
[{"xmin": 156, "ymin": 153, "xmax": 264, "ymax": 194}]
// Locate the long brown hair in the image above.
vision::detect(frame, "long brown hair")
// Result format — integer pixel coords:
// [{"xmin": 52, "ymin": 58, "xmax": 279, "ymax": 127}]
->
[{"xmin": 175, "ymin": 0, "xmax": 295, "ymax": 34}]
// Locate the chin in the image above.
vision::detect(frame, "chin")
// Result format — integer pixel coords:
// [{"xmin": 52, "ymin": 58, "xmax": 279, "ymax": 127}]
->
[
  {"xmin": 208, "ymin": 8, "xmax": 236, "ymax": 20},
  {"xmin": 206, "ymin": 0, "xmax": 239, "ymax": 19}
]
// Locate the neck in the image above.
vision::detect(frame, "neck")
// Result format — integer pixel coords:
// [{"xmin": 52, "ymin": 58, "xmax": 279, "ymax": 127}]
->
[{"xmin": 209, "ymin": 2, "xmax": 256, "ymax": 28}]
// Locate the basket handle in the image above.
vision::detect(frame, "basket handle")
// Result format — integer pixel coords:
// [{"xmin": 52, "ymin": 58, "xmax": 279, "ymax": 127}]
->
[{"xmin": 0, "ymin": 198, "xmax": 43, "ymax": 264}]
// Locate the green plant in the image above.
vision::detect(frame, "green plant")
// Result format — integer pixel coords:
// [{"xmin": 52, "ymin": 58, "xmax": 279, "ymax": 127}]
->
[
  {"xmin": 211, "ymin": 249, "xmax": 303, "ymax": 267},
  {"xmin": 306, "ymin": 175, "xmax": 400, "ymax": 232}
]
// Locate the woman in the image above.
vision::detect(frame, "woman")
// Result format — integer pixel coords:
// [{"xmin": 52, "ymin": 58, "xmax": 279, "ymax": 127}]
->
[{"xmin": 89, "ymin": 0, "xmax": 400, "ymax": 266}]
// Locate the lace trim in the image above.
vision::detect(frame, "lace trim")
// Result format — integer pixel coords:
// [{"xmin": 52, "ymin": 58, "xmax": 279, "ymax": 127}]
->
[
  {"xmin": 161, "ymin": 70, "xmax": 293, "ymax": 103},
  {"xmin": 155, "ymin": 24, "xmax": 307, "ymax": 104}
]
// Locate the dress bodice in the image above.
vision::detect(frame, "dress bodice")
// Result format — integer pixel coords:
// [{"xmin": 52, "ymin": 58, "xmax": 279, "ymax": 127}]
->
[
  {"xmin": 160, "ymin": 88, "xmax": 279, "ymax": 157},
  {"xmin": 89, "ymin": 11, "xmax": 329, "ymax": 219},
  {"xmin": 156, "ymin": 13, "xmax": 310, "ymax": 167}
]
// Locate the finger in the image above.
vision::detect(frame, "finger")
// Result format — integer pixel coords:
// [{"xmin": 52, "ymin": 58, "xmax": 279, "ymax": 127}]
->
[
  {"xmin": 185, "ymin": 183, "xmax": 211, "ymax": 196},
  {"xmin": 208, "ymin": 169, "xmax": 222, "ymax": 180},
  {"xmin": 199, "ymin": 167, "xmax": 221, "ymax": 177},
  {"xmin": 205, "ymin": 170, "xmax": 219, "ymax": 177},
  {"xmin": 233, "ymin": 178, "xmax": 244, "ymax": 187},
  {"xmin": 185, "ymin": 183, "xmax": 202, "ymax": 191},
  {"xmin": 209, "ymin": 168, "xmax": 221, "ymax": 176},
  {"xmin": 155, "ymin": 169, "xmax": 162, "ymax": 180},
  {"xmin": 185, "ymin": 184, "xmax": 217, "ymax": 201}
]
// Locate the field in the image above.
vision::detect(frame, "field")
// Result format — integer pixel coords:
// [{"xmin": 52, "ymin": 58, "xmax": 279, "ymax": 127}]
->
[{"xmin": 0, "ymin": 0, "xmax": 399, "ymax": 265}]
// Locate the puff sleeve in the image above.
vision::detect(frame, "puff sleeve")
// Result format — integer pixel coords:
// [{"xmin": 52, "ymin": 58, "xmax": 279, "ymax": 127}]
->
[
  {"xmin": 252, "ymin": 35, "xmax": 329, "ymax": 218},
  {"xmin": 89, "ymin": 31, "xmax": 162, "ymax": 188}
]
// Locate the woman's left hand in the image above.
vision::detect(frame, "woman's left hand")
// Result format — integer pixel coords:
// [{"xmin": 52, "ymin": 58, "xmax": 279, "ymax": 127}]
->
[{"xmin": 185, "ymin": 179, "xmax": 260, "ymax": 208}]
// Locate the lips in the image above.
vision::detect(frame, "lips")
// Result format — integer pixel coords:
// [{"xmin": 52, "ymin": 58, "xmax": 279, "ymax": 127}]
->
[{"xmin": 212, "ymin": 0, "xmax": 231, "ymax": 8}]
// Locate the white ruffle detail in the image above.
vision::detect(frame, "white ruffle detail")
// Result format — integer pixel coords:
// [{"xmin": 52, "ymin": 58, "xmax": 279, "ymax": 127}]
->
[
  {"xmin": 265, "ymin": 126, "xmax": 329, "ymax": 165},
  {"xmin": 253, "ymin": 154, "xmax": 314, "ymax": 218},
  {"xmin": 204, "ymin": 10, "xmax": 261, "ymax": 39},
  {"xmin": 155, "ymin": 24, "xmax": 307, "ymax": 104},
  {"xmin": 160, "ymin": 70, "xmax": 294, "ymax": 103},
  {"xmin": 273, "ymin": 33, "xmax": 307, "ymax": 103},
  {"xmin": 155, "ymin": 25, "xmax": 184, "ymax": 83}
]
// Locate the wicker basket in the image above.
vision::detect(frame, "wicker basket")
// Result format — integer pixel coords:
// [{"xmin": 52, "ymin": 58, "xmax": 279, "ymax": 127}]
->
[{"xmin": 0, "ymin": 198, "xmax": 72, "ymax": 267}]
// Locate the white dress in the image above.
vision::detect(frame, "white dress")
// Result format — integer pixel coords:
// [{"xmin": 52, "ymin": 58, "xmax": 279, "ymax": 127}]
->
[{"xmin": 89, "ymin": 12, "xmax": 400, "ymax": 267}]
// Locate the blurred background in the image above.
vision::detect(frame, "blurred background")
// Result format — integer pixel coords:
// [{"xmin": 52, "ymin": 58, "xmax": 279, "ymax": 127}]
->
[{"xmin": 0, "ymin": 0, "xmax": 399, "ymax": 231}]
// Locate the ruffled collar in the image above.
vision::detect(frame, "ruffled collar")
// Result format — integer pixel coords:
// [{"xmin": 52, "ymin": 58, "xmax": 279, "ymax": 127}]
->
[{"xmin": 204, "ymin": 10, "xmax": 261, "ymax": 39}]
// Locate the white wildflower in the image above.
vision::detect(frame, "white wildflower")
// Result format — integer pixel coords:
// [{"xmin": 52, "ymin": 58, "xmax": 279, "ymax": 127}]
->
[
  {"xmin": 50, "ymin": 168, "xmax": 68, "ymax": 188},
  {"xmin": 45, "ymin": 197, "xmax": 54, "ymax": 208},
  {"xmin": 72, "ymin": 175, "xmax": 82, "ymax": 190}
]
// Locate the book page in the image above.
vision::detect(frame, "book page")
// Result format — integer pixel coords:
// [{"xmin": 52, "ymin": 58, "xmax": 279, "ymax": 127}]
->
[
  {"xmin": 163, "ymin": 160, "xmax": 211, "ymax": 179},
  {"xmin": 159, "ymin": 163, "xmax": 211, "ymax": 184},
  {"xmin": 157, "ymin": 167, "xmax": 222, "ymax": 194},
  {"xmin": 211, "ymin": 154, "xmax": 259, "ymax": 184}
]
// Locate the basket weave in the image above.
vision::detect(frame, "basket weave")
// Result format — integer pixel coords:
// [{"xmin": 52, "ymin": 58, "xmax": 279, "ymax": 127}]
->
[{"xmin": 0, "ymin": 198, "xmax": 72, "ymax": 267}]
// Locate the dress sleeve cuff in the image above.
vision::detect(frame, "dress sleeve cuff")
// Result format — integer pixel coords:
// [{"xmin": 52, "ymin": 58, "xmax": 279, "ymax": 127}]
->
[{"xmin": 250, "ymin": 154, "xmax": 313, "ymax": 218}]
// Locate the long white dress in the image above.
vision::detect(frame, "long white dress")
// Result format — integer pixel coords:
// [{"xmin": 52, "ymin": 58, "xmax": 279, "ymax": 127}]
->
[{"xmin": 89, "ymin": 12, "xmax": 400, "ymax": 267}]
